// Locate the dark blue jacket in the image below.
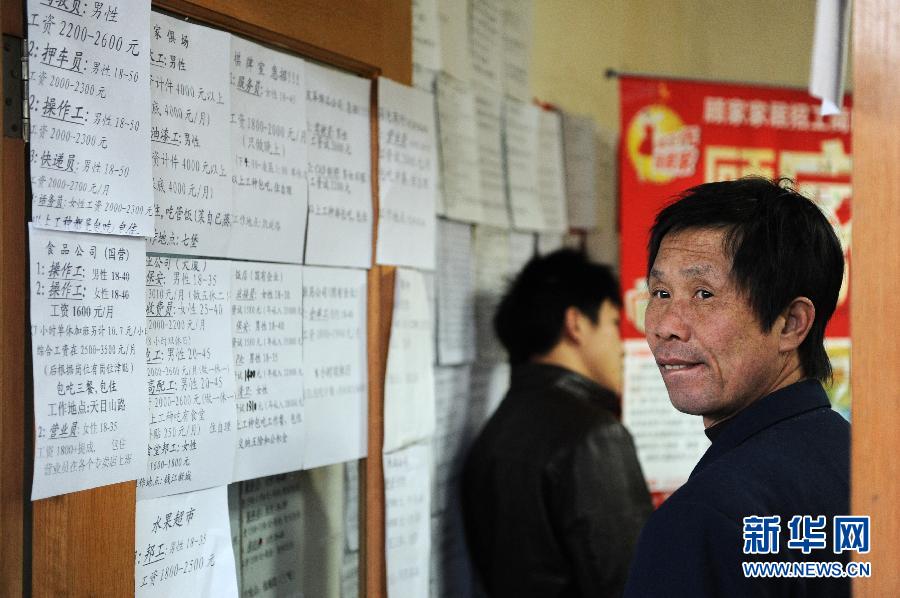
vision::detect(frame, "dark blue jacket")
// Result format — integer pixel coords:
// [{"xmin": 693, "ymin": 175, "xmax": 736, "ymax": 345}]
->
[{"xmin": 624, "ymin": 379, "xmax": 851, "ymax": 597}]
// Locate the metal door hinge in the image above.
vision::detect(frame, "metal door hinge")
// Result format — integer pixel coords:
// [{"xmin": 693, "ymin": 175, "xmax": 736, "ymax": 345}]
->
[{"xmin": 3, "ymin": 34, "xmax": 29, "ymax": 141}]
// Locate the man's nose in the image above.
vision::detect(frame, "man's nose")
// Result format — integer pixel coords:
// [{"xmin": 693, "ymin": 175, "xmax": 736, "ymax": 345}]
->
[{"xmin": 649, "ymin": 301, "xmax": 691, "ymax": 341}]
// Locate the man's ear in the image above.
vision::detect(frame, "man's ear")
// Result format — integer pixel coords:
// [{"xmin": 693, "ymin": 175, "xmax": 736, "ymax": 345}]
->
[
  {"xmin": 562, "ymin": 306, "xmax": 584, "ymax": 344},
  {"xmin": 778, "ymin": 297, "xmax": 816, "ymax": 352}
]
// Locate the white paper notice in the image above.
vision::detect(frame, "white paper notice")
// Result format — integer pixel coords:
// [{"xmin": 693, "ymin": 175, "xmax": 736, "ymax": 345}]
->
[
  {"xmin": 436, "ymin": 74, "xmax": 484, "ymax": 223},
  {"xmin": 430, "ymin": 508, "xmax": 474, "ymax": 598},
  {"xmin": 469, "ymin": 0, "xmax": 503, "ymax": 91},
  {"xmin": 29, "ymin": 226, "xmax": 148, "ymax": 499},
  {"xmin": 384, "ymin": 269, "xmax": 436, "ymax": 453},
  {"xmin": 148, "ymin": 14, "xmax": 231, "ymax": 256},
  {"xmin": 437, "ymin": 0, "xmax": 470, "ymax": 82},
  {"xmin": 239, "ymin": 473, "xmax": 304, "ymax": 598},
  {"xmin": 473, "ymin": 226, "xmax": 510, "ymax": 361},
  {"xmin": 561, "ymin": 112, "xmax": 598, "ymax": 230},
  {"xmin": 344, "ymin": 461, "xmax": 360, "ymax": 552},
  {"xmin": 467, "ymin": 362, "xmax": 510, "ymax": 439},
  {"xmin": 503, "ymin": 100, "xmax": 544, "ymax": 231},
  {"xmin": 302, "ymin": 267, "xmax": 368, "ymax": 468},
  {"xmin": 27, "ymin": 0, "xmax": 152, "ymax": 236},
  {"xmin": 297, "ymin": 464, "xmax": 347, "ymax": 595},
  {"xmin": 227, "ymin": 483, "xmax": 242, "ymax": 592},
  {"xmin": 537, "ymin": 233, "xmax": 564, "ymax": 255},
  {"xmin": 413, "ymin": 0, "xmax": 441, "ymax": 72},
  {"xmin": 436, "ymin": 219, "xmax": 476, "ymax": 365},
  {"xmin": 422, "ymin": 270, "xmax": 438, "ymax": 364},
  {"xmin": 140, "ymin": 257, "xmax": 236, "ymax": 499},
  {"xmin": 229, "ymin": 36, "xmax": 308, "ymax": 263},
  {"xmin": 537, "ymin": 110, "xmax": 568, "ymax": 233},
  {"xmin": 431, "ymin": 365, "xmax": 470, "ymax": 516},
  {"xmin": 474, "ymin": 88, "xmax": 510, "ymax": 227},
  {"xmin": 305, "ymin": 63, "xmax": 373, "ymax": 268},
  {"xmin": 501, "ymin": 0, "xmax": 534, "ymax": 101},
  {"xmin": 508, "ymin": 230, "xmax": 535, "ymax": 277},
  {"xmin": 135, "ymin": 486, "xmax": 239, "ymax": 598},
  {"xmin": 376, "ymin": 78, "xmax": 439, "ymax": 270},
  {"xmin": 230, "ymin": 262, "xmax": 305, "ymax": 482},
  {"xmin": 586, "ymin": 230, "xmax": 618, "ymax": 272},
  {"xmin": 413, "ymin": 63, "xmax": 439, "ymax": 95},
  {"xmin": 596, "ymin": 126, "xmax": 618, "ymax": 234},
  {"xmin": 341, "ymin": 549, "xmax": 360, "ymax": 598},
  {"xmin": 430, "ymin": 97, "xmax": 446, "ymax": 217},
  {"xmin": 622, "ymin": 340, "xmax": 709, "ymax": 492},
  {"xmin": 384, "ymin": 443, "xmax": 432, "ymax": 598},
  {"xmin": 587, "ymin": 128, "xmax": 618, "ymax": 265}
]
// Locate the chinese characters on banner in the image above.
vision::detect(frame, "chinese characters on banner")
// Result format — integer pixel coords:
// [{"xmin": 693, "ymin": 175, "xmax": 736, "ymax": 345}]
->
[{"xmin": 618, "ymin": 76, "xmax": 852, "ymax": 495}]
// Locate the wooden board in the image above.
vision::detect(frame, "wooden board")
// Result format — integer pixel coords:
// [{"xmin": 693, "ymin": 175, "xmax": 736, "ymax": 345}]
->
[
  {"xmin": 1, "ymin": 2, "xmax": 27, "ymax": 595},
  {"xmin": 364, "ymin": 75, "xmax": 393, "ymax": 598},
  {"xmin": 365, "ymin": 264, "xmax": 394, "ymax": 598},
  {"xmin": 33, "ymin": 483, "xmax": 137, "ymax": 597},
  {"xmin": 851, "ymin": 0, "xmax": 900, "ymax": 594},
  {"xmin": 156, "ymin": 0, "xmax": 411, "ymax": 84}
]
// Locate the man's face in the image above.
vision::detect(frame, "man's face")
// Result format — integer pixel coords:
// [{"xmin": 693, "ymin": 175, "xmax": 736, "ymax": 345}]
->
[
  {"xmin": 644, "ymin": 228, "xmax": 783, "ymax": 424},
  {"xmin": 581, "ymin": 299, "xmax": 624, "ymax": 395}
]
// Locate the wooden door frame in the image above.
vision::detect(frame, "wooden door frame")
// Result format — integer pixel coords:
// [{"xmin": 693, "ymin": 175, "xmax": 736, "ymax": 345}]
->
[{"xmin": 851, "ymin": 0, "xmax": 900, "ymax": 594}]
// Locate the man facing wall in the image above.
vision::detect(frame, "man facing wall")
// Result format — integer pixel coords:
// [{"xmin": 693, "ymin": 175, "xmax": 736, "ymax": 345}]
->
[{"xmin": 463, "ymin": 249, "xmax": 652, "ymax": 598}]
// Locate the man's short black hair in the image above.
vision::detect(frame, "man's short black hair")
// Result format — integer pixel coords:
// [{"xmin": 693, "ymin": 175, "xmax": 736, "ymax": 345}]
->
[
  {"xmin": 647, "ymin": 176, "xmax": 844, "ymax": 381},
  {"xmin": 494, "ymin": 249, "xmax": 621, "ymax": 365}
]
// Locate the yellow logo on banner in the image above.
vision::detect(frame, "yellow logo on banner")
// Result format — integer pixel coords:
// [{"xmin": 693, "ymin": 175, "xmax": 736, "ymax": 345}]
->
[{"xmin": 626, "ymin": 104, "xmax": 700, "ymax": 183}]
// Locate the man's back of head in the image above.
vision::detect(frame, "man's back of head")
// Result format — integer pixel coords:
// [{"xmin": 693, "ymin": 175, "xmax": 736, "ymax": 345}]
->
[{"xmin": 494, "ymin": 249, "xmax": 624, "ymax": 393}]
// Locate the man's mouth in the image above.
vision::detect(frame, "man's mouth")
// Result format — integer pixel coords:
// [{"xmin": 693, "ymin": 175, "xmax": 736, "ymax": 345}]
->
[{"xmin": 656, "ymin": 359, "xmax": 704, "ymax": 373}]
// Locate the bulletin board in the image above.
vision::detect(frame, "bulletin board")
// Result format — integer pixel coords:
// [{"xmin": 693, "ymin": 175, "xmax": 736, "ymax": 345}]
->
[
  {"xmin": 0, "ymin": 1, "xmax": 411, "ymax": 596},
  {"xmin": 1, "ymin": 0, "xmax": 607, "ymax": 595}
]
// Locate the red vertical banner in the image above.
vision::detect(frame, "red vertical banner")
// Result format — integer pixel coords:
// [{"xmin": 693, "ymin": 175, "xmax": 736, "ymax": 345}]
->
[{"xmin": 618, "ymin": 77, "xmax": 852, "ymax": 495}]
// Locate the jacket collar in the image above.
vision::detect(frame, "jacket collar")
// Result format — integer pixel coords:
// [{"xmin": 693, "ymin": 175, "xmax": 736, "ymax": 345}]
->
[
  {"xmin": 509, "ymin": 362, "xmax": 621, "ymax": 417},
  {"xmin": 691, "ymin": 378, "xmax": 832, "ymax": 477}
]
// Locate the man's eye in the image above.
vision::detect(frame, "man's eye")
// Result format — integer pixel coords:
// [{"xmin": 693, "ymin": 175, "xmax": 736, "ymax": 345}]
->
[
  {"xmin": 651, "ymin": 289, "xmax": 670, "ymax": 299},
  {"xmin": 695, "ymin": 289, "xmax": 713, "ymax": 299}
]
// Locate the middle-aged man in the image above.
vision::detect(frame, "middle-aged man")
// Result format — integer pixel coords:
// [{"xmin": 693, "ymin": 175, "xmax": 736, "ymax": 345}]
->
[
  {"xmin": 463, "ymin": 249, "xmax": 652, "ymax": 598},
  {"xmin": 624, "ymin": 177, "xmax": 851, "ymax": 597}
]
